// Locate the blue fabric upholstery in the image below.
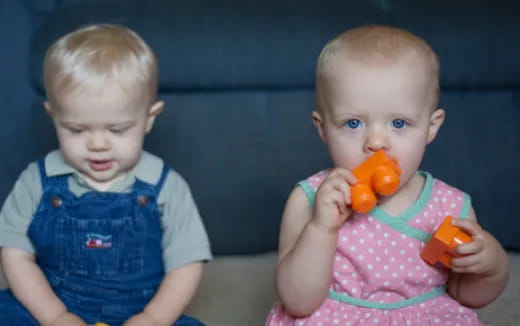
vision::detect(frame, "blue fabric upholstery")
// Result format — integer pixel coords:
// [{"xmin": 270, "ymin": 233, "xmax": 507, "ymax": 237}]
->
[
  {"xmin": 1, "ymin": 0, "xmax": 519, "ymax": 253},
  {"xmin": 30, "ymin": 0, "xmax": 520, "ymax": 91}
]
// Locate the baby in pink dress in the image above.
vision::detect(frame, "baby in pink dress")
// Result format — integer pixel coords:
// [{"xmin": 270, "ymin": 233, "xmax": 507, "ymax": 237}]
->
[{"xmin": 266, "ymin": 25, "xmax": 509, "ymax": 326}]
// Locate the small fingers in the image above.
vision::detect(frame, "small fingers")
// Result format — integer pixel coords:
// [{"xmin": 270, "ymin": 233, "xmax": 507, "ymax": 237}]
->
[
  {"xmin": 322, "ymin": 169, "xmax": 356, "ymax": 205},
  {"xmin": 454, "ymin": 238, "xmax": 484, "ymax": 255},
  {"xmin": 328, "ymin": 189, "xmax": 348, "ymax": 216},
  {"xmin": 329, "ymin": 178, "xmax": 352, "ymax": 205},
  {"xmin": 328, "ymin": 168, "xmax": 357, "ymax": 186},
  {"xmin": 451, "ymin": 257, "xmax": 481, "ymax": 274},
  {"xmin": 451, "ymin": 250, "xmax": 481, "ymax": 268},
  {"xmin": 450, "ymin": 218, "xmax": 482, "ymax": 237}
]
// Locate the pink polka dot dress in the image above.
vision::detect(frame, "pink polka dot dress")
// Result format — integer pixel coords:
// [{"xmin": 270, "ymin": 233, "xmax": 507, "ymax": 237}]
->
[{"xmin": 266, "ymin": 170, "xmax": 486, "ymax": 326}]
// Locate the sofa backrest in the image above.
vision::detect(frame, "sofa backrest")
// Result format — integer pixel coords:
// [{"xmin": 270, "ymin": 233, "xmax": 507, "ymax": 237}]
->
[{"xmin": 2, "ymin": 0, "xmax": 519, "ymax": 254}]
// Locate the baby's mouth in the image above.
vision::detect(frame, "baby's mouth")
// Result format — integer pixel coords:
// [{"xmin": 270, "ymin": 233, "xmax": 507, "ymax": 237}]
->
[{"xmin": 88, "ymin": 159, "xmax": 113, "ymax": 172}]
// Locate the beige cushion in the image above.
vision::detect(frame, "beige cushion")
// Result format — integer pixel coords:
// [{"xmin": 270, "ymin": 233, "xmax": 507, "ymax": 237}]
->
[{"xmin": 2, "ymin": 252, "xmax": 519, "ymax": 325}]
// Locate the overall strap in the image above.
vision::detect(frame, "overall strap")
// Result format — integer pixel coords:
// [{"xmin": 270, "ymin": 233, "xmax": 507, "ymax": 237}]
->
[
  {"xmin": 129, "ymin": 162, "xmax": 170, "ymax": 197},
  {"xmin": 37, "ymin": 159, "xmax": 70, "ymax": 192},
  {"xmin": 37, "ymin": 159, "xmax": 49, "ymax": 189},
  {"xmin": 153, "ymin": 164, "xmax": 170, "ymax": 194}
]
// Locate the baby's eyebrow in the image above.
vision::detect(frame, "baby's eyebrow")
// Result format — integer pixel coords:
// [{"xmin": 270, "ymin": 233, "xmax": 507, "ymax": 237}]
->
[
  {"xmin": 60, "ymin": 121, "xmax": 86, "ymax": 127},
  {"xmin": 391, "ymin": 111, "xmax": 421, "ymax": 119},
  {"xmin": 107, "ymin": 121, "xmax": 136, "ymax": 128},
  {"xmin": 333, "ymin": 110, "xmax": 361, "ymax": 117}
]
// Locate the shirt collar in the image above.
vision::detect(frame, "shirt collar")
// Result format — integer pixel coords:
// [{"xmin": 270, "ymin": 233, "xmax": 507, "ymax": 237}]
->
[{"xmin": 44, "ymin": 150, "xmax": 162, "ymax": 186}]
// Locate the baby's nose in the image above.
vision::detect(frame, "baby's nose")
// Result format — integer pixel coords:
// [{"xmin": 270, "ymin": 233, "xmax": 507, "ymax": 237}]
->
[
  {"xmin": 88, "ymin": 132, "xmax": 110, "ymax": 151},
  {"xmin": 365, "ymin": 132, "xmax": 389, "ymax": 152}
]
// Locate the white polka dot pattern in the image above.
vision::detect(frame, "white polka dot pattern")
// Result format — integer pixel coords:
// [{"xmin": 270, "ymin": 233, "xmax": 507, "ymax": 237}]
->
[{"xmin": 266, "ymin": 170, "xmax": 485, "ymax": 326}]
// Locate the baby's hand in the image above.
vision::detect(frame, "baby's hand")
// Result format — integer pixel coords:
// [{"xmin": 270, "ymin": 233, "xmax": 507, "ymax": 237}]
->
[
  {"xmin": 50, "ymin": 312, "xmax": 87, "ymax": 326},
  {"xmin": 450, "ymin": 218, "xmax": 503, "ymax": 276},
  {"xmin": 123, "ymin": 311, "xmax": 164, "ymax": 326},
  {"xmin": 312, "ymin": 168, "xmax": 357, "ymax": 232}
]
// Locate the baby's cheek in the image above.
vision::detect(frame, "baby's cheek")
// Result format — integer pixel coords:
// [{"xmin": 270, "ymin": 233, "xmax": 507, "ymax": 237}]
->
[{"xmin": 118, "ymin": 140, "xmax": 142, "ymax": 163}]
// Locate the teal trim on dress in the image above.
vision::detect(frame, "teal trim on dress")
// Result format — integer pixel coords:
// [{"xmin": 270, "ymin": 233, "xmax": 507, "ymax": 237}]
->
[
  {"xmin": 296, "ymin": 171, "xmax": 451, "ymax": 243},
  {"xmin": 297, "ymin": 180, "xmax": 316, "ymax": 208},
  {"xmin": 371, "ymin": 213, "xmax": 432, "ymax": 242},
  {"xmin": 328, "ymin": 285, "xmax": 446, "ymax": 310},
  {"xmin": 399, "ymin": 171, "xmax": 434, "ymax": 220},
  {"xmin": 459, "ymin": 192, "xmax": 471, "ymax": 219},
  {"xmin": 370, "ymin": 171, "xmax": 434, "ymax": 242}
]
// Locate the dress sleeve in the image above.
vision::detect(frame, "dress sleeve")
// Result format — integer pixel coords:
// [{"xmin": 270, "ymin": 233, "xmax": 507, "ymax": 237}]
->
[
  {"xmin": 296, "ymin": 169, "xmax": 330, "ymax": 208},
  {"xmin": 0, "ymin": 162, "xmax": 42, "ymax": 253},
  {"xmin": 459, "ymin": 192, "xmax": 471, "ymax": 219},
  {"xmin": 157, "ymin": 170, "xmax": 213, "ymax": 272}
]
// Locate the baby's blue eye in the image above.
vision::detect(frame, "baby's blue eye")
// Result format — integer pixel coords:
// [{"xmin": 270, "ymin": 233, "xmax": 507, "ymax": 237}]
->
[
  {"xmin": 392, "ymin": 119, "xmax": 407, "ymax": 129},
  {"xmin": 346, "ymin": 119, "xmax": 361, "ymax": 129}
]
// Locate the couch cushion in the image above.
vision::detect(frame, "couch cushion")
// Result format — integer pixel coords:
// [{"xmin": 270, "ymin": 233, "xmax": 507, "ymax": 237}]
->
[
  {"xmin": 20, "ymin": 0, "xmax": 520, "ymax": 254},
  {"xmin": 30, "ymin": 0, "xmax": 520, "ymax": 92},
  {"xmin": 184, "ymin": 252, "xmax": 518, "ymax": 326}
]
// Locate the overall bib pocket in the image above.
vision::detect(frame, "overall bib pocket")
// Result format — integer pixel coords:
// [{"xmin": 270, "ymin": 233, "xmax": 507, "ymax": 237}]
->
[{"xmin": 57, "ymin": 214, "xmax": 145, "ymax": 276}]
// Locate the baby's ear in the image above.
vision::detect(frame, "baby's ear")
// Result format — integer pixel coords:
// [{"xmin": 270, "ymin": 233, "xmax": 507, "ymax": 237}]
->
[
  {"xmin": 145, "ymin": 100, "xmax": 164, "ymax": 132},
  {"xmin": 43, "ymin": 101, "xmax": 54, "ymax": 115},
  {"xmin": 312, "ymin": 110, "xmax": 327, "ymax": 143},
  {"xmin": 427, "ymin": 108, "xmax": 445, "ymax": 144},
  {"xmin": 148, "ymin": 100, "xmax": 164, "ymax": 117}
]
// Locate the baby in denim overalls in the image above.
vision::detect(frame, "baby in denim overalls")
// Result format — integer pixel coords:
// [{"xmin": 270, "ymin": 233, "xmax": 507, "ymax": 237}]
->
[{"xmin": 0, "ymin": 24, "xmax": 212, "ymax": 326}]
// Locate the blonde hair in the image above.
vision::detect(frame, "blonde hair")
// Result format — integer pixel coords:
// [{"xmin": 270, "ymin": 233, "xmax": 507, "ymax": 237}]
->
[
  {"xmin": 316, "ymin": 25, "xmax": 440, "ymax": 109},
  {"xmin": 44, "ymin": 24, "xmax": 158, "ymax": 107}
]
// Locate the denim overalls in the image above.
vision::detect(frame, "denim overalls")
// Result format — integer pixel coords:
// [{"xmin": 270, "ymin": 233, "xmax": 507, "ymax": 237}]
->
[{"xmin": 0, "ymin": 160, "xmax": 203, "ymax": 326}]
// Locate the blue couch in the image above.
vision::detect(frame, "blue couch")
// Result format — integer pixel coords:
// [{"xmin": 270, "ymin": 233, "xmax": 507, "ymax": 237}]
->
[{"xmin": 1, "ymin": 1, "xmax": 519, "ymax": 324}]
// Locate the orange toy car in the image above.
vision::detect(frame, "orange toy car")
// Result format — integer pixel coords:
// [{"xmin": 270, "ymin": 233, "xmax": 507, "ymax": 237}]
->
[
  {"xmin": 350, "ymin": 150, "xmax": 401, "ymax": 213},
  {"xmin": 421, "ymin": 216, "xmax": 472, "ymax": 268}
]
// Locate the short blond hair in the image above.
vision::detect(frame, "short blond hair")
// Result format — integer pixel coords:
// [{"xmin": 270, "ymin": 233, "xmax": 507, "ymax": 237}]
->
[
  {"xmin": 44, "ymin": 24, "xmax": 158, "ymax": 107},
  {"xmin": 316, "ymin": 25, "xmax": 440, "ymax": 109}
]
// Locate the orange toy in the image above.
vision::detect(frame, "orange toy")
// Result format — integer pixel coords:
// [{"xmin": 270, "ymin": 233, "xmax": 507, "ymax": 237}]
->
[
  {"xmin": 421, "ymin": 216, "xmax": 472, "ymax": 268},
  {"xmin": 95, "ymin": 323, "xmax": 109, "ymax": 326},
  {"xmin": 350, "ymin": 150, "xmax": 401, "ymax": 213}
]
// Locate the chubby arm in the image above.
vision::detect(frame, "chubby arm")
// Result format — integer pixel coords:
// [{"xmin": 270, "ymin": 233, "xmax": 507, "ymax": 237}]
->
[
  {"xmin": 1, "ymin": 247, "xmax": 86, "ymax": 326},
  {"xmin": 447, "ymin": 207, "xmax": 509, "ymax": 308},
  {"xmin": 124, "ymin": 262, "xmax": 203, "ymax": 326},
  {"xmin": 276, "ymin": 169, "xmax": 355, "ymax": 317}
]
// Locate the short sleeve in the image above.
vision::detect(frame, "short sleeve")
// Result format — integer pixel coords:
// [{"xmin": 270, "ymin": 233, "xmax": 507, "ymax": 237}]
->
[
  {"xmin": 296, "ymin": 169, "xmax": 330, "ymax": 208},
  {"xmin": 158, "ymin": 170, "xmax": 212, "ymax": 272},
  {"xmin": 459, "ymin": 192, "xmax": 471, "ymax": 219},
  {"xmin": 0, "ymin": 162, "xmax": 42, "ymax": 253},
  {"xmin": 435, "ymin": 178, "xmax": 472, "ymax": 220}
]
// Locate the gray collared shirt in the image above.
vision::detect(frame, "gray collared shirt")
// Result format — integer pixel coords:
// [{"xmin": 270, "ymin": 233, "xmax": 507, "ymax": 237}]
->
[{"xmin": 0, "ymin": 150, "xmax": 212, "ymax": 272}]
